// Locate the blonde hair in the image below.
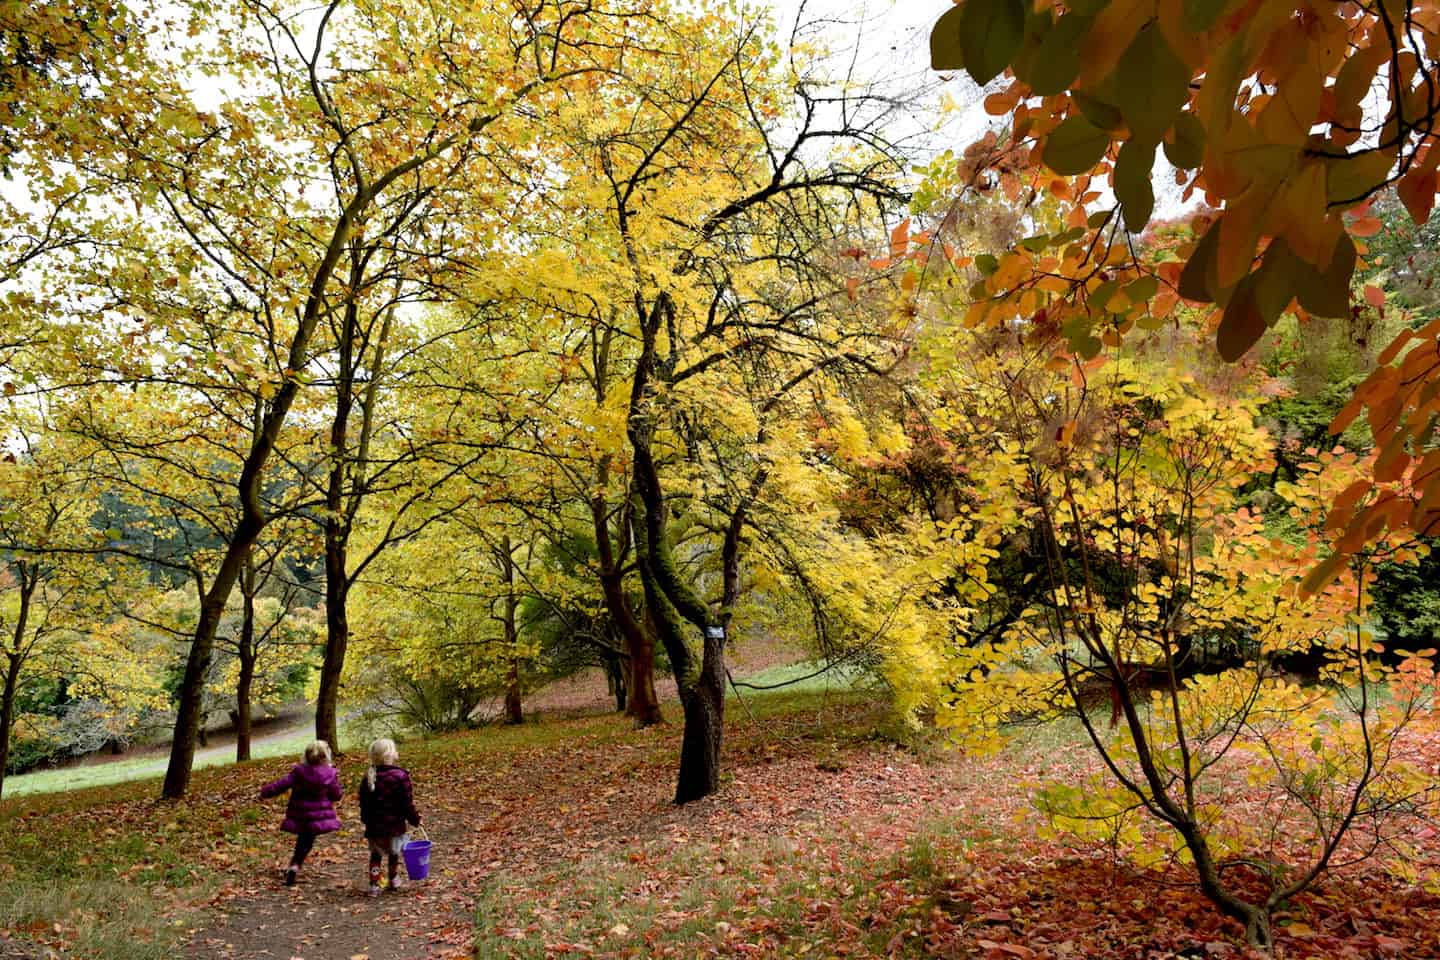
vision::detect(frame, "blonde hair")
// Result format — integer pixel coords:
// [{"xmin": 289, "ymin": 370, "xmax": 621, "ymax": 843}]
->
[
  {"xmin": 303, "ymin": 740, "xmax": 332, "ymax": 765},
  {"xmin": 365, "ymin": 738, "xmax": 399, "ymax": 789}
]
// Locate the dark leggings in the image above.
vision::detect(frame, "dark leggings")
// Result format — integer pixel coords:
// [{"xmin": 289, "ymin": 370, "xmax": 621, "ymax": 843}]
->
[
  {"xmin": 290, "ymin": 832, "xmax": 317, "ymax": 868},
  {"xmin": 369, "ymin": 841, "xmax": 399, "ymax": 886}
]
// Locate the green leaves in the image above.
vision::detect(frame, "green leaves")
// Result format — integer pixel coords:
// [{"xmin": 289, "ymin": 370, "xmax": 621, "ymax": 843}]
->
[
  {"xmin": 1216, "ymin": 244, "xmax": 1301, "ymax": 361},
  {"xmin": 1197, "ymin": 232, "xmax": 1355, "ymax": 361},
  {"xmin": 1295, "ymin": 234, "xmax": 1357, "ymax": 318},
  {"xmin": 1115, "ymin": 139, "xmax": 1155, "ymax": 233},
  {"xmin": 961, "ymin": 0, "xmax": 1026, "ymax": 86},
  {"xmin": 930, "ymin": 6, "xmax": 967, "ymax": 71},
  {"xmin": 1115, "ymin": 25, "xmax": 1190, "ymax": 144},
  {"xmin": 1251, "ymin": 240, "xmax": 1300, "ymax": 322},
  {"xmin": 1325, "ymin": 150, "xmax": 1394, "ymax": 205},
  {"xmin": 1178, "ymin": 221, "xmax": 1225, "ymax": 303},
  {"xmin": 1043, "ymin": 115, "xmax": 1110, "ymax": 175},
  {"xmin": 1163, "ymin": 113, "xmax": 1206, "ymax": 170},
  {"xmin": 1027, "ymin": 14, "xmax": 1091, "ymax": 96},
  {"xmin": 1217, "ymin": 280, "xmax": 1266, "ymax": 362}
]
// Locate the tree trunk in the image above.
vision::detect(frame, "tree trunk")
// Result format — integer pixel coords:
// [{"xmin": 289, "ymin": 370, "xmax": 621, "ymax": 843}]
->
[
  {"xmin": 500, "ymin": 536, "xmax": 523, "ymax": 725},
  {"xmin": 622, "ymin": 590, "xmax": 662, "ymax": 726},
  {"xmin": 163, "ymin": 326, "xmax": 320, "ymax": 799},
  {"xmin": 316, "ymin": 550, "xmax": 347, "ymax": 750},
  {"xmin": 674, "ymin": 630, "xmax": 725, "ymax": 804},
  {"xmin": 0, "ymin": 653, "xmax": 21, "ymax": 800},
  {"xmin": 236, "ymin": 567, "xmax": 256, "ymax": 762},
  {"xmin": 0, "ymin": 569, "xmax": 36, "ymax": 801},
  {"xmin": 233, "ymin": 550, "xmax": 260, "ymax": 761},
  {"xmin": 164, "ymin": 529, "xmax": 258, "ymax": 798},
  {"xmin": 626, "ymin": 291, "xmax": 727, "ymax": 803},
  {"xmin": 504, "ymin": 661, "xmax": 523, "ymax": 725},
  {"xmin": 604, "ymin": 649, "xmax": 627, "ymax": 713},
  {"xmin": 593, "ymin": 490, "xmax": 662, "ymax": 726},
  {"xmin": 315, "ymin": 289, "xmax": 382, "ymax": 755}
]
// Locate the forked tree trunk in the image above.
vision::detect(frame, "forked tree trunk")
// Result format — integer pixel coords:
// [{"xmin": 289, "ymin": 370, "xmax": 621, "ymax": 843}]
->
[
  {"xmin": 165, "ymin": 523, "xmax": 260, "ymax": 799},
  {"xmin": 594, "ymin": 489, "xmax": 662, "ymax": 727}
]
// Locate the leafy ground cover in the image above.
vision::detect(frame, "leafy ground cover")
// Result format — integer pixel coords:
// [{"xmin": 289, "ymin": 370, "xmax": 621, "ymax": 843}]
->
[{"xmin": 2, "ymin": 687, "xmax": 1439, "ymax": 959}]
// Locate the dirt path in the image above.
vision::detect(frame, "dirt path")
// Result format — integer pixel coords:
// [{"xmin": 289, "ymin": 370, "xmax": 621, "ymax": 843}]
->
[
  {"xmin": 188, "ymin": 801, "xmax": 475, "ymax": 960},
  {"xmin": 184, "ymin": 702, "xmax": 956, "ymax": 960}
]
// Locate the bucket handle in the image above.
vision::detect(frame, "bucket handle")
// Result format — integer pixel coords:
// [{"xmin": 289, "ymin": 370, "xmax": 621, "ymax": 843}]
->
[{"xmin": 408, "ymin": 824, "xmax": 429, "ymax": 844}]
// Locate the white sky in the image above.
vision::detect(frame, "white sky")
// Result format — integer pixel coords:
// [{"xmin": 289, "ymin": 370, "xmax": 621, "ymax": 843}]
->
[{"xmin": 768, "ymin": 0, "xmax": 1189, "ymax": 220}]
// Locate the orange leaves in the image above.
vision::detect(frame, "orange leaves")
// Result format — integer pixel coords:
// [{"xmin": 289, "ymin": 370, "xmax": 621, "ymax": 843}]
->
[
  {"xmin": 1255, "ymin": 60, "xmax": 1324, "ymax": 146},
  {"xmin": 1348, "ymin": 215, "xmax": 1384, "ymax": 237},
  {"xmin": 984, "ymin": 87, "xmax": 1022, "ymax": 116},
  {"xmin": 889, "ymin": 219, "xmax": 911, "ymax": 260},
  {"xmin": 1397, "ymin": 167, "xmax": 1438, "ymax": 225},
  {"xmin": 1273, "ymin": 162, "xmax": 1331, "ymax": 263}
]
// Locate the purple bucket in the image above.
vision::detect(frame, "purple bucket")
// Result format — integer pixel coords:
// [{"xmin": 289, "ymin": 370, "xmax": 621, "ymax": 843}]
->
[{"xmin": 402, "ymin": 836, "xmax": 431, "ymax": 881}]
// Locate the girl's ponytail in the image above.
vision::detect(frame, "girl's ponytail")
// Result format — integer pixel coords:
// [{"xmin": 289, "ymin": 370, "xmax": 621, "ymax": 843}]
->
[{"xmin": 366, "ymin": 737, "xmax": 399, "ymax": 790}]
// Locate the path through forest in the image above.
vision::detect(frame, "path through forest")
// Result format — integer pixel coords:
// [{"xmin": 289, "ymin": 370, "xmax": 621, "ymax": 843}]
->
[{"xmin": 185, "ymin": 700, "xmax": 968, "ymax": 960}]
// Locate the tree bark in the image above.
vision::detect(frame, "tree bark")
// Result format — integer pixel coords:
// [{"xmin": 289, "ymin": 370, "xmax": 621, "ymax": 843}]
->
[
  {"xmin": 164, "ymin": 521, "xmax": 260, "ymax": 798},
  {"xmin": 503, "ymin": 661, "xmax": 523, "ymax": 725},
  {"xmin": 0, "ymin": 653, "xmax": 21, "ymax": 801},
  {"xmin": 603, "ymin": 649, "xmax": 627, "ymax": 712},
  {"xmin": 315, "ymin": 287, "xmax": 358, "ymax": 754},
  {"xmin": 235, "ymin": 554, "xmax": 257, "ymax": 762},
  {"xmin": 674, "ymin": 629, "xmax": 725, "ymax": 804},
  {"xmin": 624, "ymin": 614, "xmax": 661, "ymax": 725},
  {"xmin": 626, "ymin": 292, "xmax": 729, "ymax": 803},
  {"xmin": 161, "ymin": 204, "xmax": 354, "ymax": 798},
  {"xmin": 316, "ymin": 553, "xmax": 347, "ymax": 750},
  {"xmin": 0, "ymin": 569, "xmax": 35, "ymax": 801},
  {"xmin": 500, "ymin": 536, "xmax": 523, "ymax": 725},
  {"xmin": 592, "ymin": 469, "xmax": 662, "ymax": 726}
]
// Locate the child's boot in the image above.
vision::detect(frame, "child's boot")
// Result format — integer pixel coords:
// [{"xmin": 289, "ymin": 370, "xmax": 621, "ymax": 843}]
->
[{"xmin": 284, "ymin": 866, "xmax": 298, "ymax": 887}]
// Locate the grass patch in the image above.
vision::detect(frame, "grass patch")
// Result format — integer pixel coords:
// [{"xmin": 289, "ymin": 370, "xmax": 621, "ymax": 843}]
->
[
  {"xmin": 4, "ymin": 727, "xmax": 322, "ymax": 798},
  {"xmin": 727, "ymin": 658, "xmax": 866, "ymax": 697}
]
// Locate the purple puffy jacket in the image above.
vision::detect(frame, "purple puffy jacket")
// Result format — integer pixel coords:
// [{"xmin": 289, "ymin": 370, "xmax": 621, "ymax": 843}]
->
[
  {"xmin": 260, "ymin": 762, "xmax": 343, "ymax": 835},
  {"xmin": 358, "ymin": 765, "xmax": 420, "ymax": 840}
]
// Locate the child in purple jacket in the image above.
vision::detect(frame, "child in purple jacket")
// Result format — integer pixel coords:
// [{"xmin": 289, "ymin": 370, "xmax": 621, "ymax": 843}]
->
[
  {"xmin": 259, "ymin": 740, "xmax": 342, "ymax": 887},
  {"xmin": 357, "ymin": 738, "xmax": 421, "ymax": 895}
]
